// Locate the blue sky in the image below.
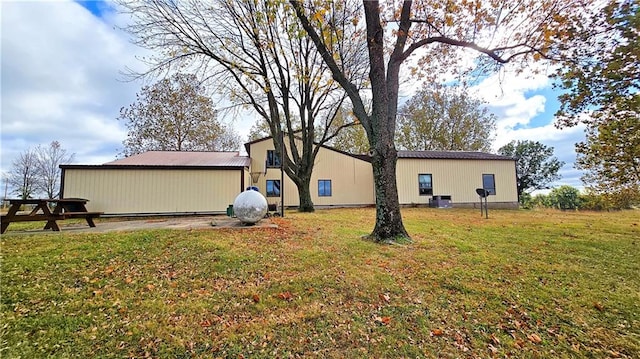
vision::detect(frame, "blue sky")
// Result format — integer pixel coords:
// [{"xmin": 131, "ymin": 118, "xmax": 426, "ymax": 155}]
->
[
  {"xmin": 517, "ymin": 89, "xmax": 562, "ymax": 130},
  {"xmin": 76, "ymin": 1, "xmax": 109, "ymax": 16},
  {"xmin": 1, "ymin": 0, "xmax": 586, "ymax": 192}
]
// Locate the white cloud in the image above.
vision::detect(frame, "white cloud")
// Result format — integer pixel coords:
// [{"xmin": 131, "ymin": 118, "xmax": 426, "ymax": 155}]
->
[
  {"xmin": 472, "ymin": 64, "xmax": 551, "ymax": 126},
  {"xmin": 1, "ymin": 0, "xmax": 142, "ymax": 174},
  {"xmin": 0, "ymin": 0, "xmax": 259, "ymax": 182},
  {"xmin": 492, "ymin": 94, "xmax": 547, "ymax": 129},
  {"xmin": 467, "ymin": 63, "xmax": 586, "ymax": 189},
  {"xmin": 0, "ymin": 0, "xmax": 586, "ymax": 194}
]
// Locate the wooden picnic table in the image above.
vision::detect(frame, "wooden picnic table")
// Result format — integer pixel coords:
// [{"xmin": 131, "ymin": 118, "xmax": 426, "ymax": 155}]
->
[{"xmin": 1, "ymin": 198, "xmax": 103, "ymax": 234}]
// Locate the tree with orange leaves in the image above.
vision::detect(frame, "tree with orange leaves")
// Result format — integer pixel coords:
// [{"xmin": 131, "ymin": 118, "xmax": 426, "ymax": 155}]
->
[{"xmin": 291, "ymin": 0, "xmax": 598, "ymax": 242}]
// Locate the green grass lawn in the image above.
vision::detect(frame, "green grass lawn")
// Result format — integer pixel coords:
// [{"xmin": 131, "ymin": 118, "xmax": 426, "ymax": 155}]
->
[{"xmin": 1, "ymin": 208, "xmax": 638, "ymax": 358}]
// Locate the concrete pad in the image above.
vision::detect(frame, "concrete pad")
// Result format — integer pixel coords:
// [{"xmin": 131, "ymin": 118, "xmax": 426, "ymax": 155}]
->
[{"xmin": 1, "ymin": 215, "xmax": 277, "ymax": 235}]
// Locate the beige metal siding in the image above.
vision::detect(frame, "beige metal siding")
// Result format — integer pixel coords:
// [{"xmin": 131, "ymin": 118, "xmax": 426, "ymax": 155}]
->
[
  {"xmin": 248, "ymin": 138, "xmax": 517, "ymax": 208},
  {"xmin": 258, "ymin": 171, "xmax": 299, "ymax": 207},
  {"xmin": 311, "ymin": 146, "xmax": 374, "ymax": 206},
  {"xmin": 248, "ymin": 138, "xmax": 375, "ymax": 206},
  {"xmin": 247, "ymin": 138, "xmax": 298, "ymax": 206},
  {"xmin": 249, "ymin": 139, "xmax": 273, "ymax": 175},
  {"xmin": 396, "ymin": 158, "xmax": 517, "ymax": 205},
  {"xmin": 242, "ymin": 168, "xmax": 250, "ymax": 191},
  {"xmin": 63, "ymin": 169, "xmax": 241, "ymax": 214}
]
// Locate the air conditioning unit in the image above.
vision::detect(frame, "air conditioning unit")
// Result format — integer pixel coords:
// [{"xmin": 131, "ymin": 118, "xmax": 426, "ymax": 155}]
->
[{"xmin": 429, "ymin": 195, "xmax": 452, "ymax": 208}]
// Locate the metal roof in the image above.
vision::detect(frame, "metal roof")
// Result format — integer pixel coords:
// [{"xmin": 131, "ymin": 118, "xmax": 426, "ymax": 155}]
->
[
  {"xmin": 245, "ymin": 135, "xmax": 373, "ymax": 162},
  {"xmin": 244, "ymin": 135, "xmax": 513, "ymax": 162},
  {"xmin": 104, "ymin": 151, "xmax": 250, "ymax": 167},
  {"xmin": 398, "ymin": 151, "xmax": 514, "ymax": 161}
]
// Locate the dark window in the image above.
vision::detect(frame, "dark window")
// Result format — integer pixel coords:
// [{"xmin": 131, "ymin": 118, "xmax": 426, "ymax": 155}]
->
[
  {"xmin": 419, "ymin": 174, "xmax": 433, "ymax": 195},
  {"xmin": 266, "ymin": 180, "xmax": 281, "ymax": 197},
  {"xmin": 482, "ymin": 174, "xmax": 496, "ymax": 195},
  {"xmin": 318, "ymin": 180, "xmax": 332, "ymax": 197},
  {"xmin": 266, "ymin": 150, "xmax": 281, "ymax": 168}
]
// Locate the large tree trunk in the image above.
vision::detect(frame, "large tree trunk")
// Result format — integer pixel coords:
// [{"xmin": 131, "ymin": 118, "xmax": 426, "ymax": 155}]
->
[
  {"xmin": 287, "ymin": 159, "xmax": 314, "ymax": 212},
  {"xmin": 276, "ymin": 157, "xmax": 315, "ymax": 213},
  {"xmin": 294, "ymin": 176, "xmax": 315, "ymax": 213},
  {"xmin": 363, "ymin": 1, "xmax": 409, "ymax": 242},
  {"xmin": 370, "ymin": 146, "xmax": 407, "ymax": 241},
  {"xmin": 274, "ymin": 134, "xmax": 316, "ymax": 213},
  {"xmin": 289, "ymin": 0, "xmax": 410, "ymax": 242}
]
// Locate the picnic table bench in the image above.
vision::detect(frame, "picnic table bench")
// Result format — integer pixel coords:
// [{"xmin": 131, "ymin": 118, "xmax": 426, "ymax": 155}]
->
[{"xmin": 1, "ymin": 198, "xmax": 103, "ymax": 234}]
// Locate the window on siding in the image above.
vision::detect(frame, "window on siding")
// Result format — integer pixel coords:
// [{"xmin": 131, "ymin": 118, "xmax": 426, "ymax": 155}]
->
[
  {"xmin": 482, "ymin": 174, "xmax": 496, "ymax": 195},
  {"xmin": 318, "ymin": 179, "xmax": 332, "ymax": 197},
  {"xmin": 266, "ymin": 180, "xmax": 281, "ymax": 197},
  {"xmin": 418, "ymin": 174, "xmax": 433, "ymax": 195},
  {"xmin": 266, "ymin": 150, "xmax": 281, "ymax": 168}
]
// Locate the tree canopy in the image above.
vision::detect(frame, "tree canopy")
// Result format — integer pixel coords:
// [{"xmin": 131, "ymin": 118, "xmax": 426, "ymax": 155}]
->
[
  {"xmin": 291, "ymin": 0, "xmax": 594, "ymax": 241},
  {"xmin": 8, "ymin": 141, "xmax": 74, "ymax": 199},
  {"xmin": 118, "ymin": 73, "xmax": 240, "ymax": 156},
  {"xmin": 576, "ymin": 116, "xmax": 639, "ymax": 207},
  {"xmin": 118, "ymin": 0, "xmax": 602, "ymax": 241},
  {"xmin": 553, "ymin": 0, "xmax": 639, "ymax": 206},
  {"xmin": 498, "ymin": 140, "xmax": 564, "ymax": 198},
  {"xmin": 326, "ymin": 123, "xmax": 369, "ymax": 155},
  {"xmin": 321, "ymin": 106, "xmax": 369, "ymax": 154},
  {"xmin": 35, "ymin": 141, "xmax": 75, "ymax": 198},
  {"xmin": 396, "ymin": 85, "xmax": 496, "ymax": 152},
  {"xmin": 8, "ymin": 149, "xmax": 39, "ymax": 200},
  {"xmin": 118, "ymin": 0, "xmax": 367, "ymax": 212}
]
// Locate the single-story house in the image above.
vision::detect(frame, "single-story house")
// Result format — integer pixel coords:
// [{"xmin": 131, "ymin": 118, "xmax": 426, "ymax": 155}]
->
[{"xmin": 60, "ymin": 136, "xmax": 518, "ymax": 215}]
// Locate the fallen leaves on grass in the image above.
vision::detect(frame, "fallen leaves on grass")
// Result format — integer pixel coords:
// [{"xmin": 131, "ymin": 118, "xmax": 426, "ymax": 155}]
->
[
  {"xmin": 527, "ymin": 333, "xmax": 542, "ymax": 344},
  {"xmin": 374, "ymin": 316, "xmax": 391, "ymax": 326},
  {"xmin": 490, "ymin": 333, "xmax": 500, "ymax": 345},
  {"xmin": 488, "ymin": 344, "xmax": 498, "ymax": 354},
  {"xmin": 514, "ymin": 337, "xmax": 526, "ymax": 349},
  {"xmin": 608, "ymin": 350, "xmax": 622, "ymax": 358},
  {"xmin": 305, "ymin": 287, "xmax": 315, "ymax": 294},
  {"xmin": 453, "ymin": 330, "xmax": 472, "ymax": 352},
  {"xmin": 379, "ymin": 293, "xmax": 391, "ymax": 303},
  {"xmin": 3, "ymin": 208, "xmax": 638, "ymax": 358},
  {"xmin": 200, "ymin": 319, "xmax": 213, "ymax": 328}
]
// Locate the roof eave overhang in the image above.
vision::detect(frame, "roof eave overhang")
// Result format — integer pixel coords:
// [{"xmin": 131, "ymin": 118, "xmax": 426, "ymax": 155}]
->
[{"xmin": 60, "ymin": 165, "xmax": 248, "ymax": 170}]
